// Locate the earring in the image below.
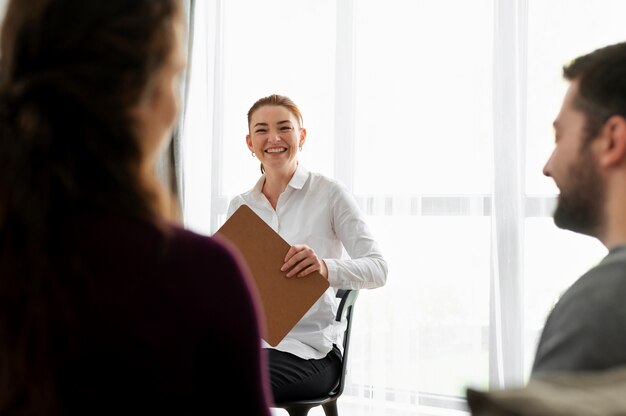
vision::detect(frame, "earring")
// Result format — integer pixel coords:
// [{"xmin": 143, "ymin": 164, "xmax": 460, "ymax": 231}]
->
[
  {"xmin": 251, "ymin": 151, "xmax": 255, "ymax": 157},
  {"xmin": 299, "ymin": 146, "xmax": 303, "ymax": 151}
]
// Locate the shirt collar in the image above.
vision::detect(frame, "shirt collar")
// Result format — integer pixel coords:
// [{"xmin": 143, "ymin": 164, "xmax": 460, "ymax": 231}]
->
[
  {"xmin": 289, "ymin": 164, "xmax": 309, "ymax": 190},
  {"xmin": 252, "ymin": 175, "xmax": 265, "ymax": 195},
  {"xmin": 252, "ymin": 163, "xmax": 309, "ymax": 196}
]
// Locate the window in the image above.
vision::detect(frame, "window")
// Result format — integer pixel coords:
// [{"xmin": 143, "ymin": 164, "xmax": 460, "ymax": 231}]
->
[{"xmin": 181, "ymin": 1, "xmax": 622, "ymax": 414}]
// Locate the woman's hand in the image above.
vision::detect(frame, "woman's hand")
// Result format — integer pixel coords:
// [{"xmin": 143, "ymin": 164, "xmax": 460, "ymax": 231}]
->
[{"xmin": 281, "ymin": 244, "xmax": 328, "ymax": 279}]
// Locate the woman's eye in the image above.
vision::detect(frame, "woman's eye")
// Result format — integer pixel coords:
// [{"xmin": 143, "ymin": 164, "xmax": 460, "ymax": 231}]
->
[
  {"xmin": 255, "ymin": 128, "xmax": 267, "ymax": 134},
  {"xmin": 280, "ymin": 126, "xmax": 293, "ymax": 131}
]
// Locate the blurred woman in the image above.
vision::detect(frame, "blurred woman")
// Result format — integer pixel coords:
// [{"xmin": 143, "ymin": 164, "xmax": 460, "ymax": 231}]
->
[{"xmin": 0, "ymin": 1, "xmax": 271, "ymax": 414}]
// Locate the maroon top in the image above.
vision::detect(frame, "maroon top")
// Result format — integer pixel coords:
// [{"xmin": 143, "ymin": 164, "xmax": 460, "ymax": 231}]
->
[{"xmin": 55, "ymin": 211, "xmax": 272, "ymax": 415}]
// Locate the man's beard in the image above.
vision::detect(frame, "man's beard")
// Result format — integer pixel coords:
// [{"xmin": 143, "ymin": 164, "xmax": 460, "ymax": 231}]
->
[{"xmin": 553, "ymin": 146, "xmax": 605, "ymax": 237}]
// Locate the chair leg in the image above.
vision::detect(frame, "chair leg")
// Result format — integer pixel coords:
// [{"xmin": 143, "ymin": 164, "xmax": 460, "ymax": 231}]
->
[
  {"xmin": 282, "ymin": 405, "xmax": 313, "ymax": 416},
  {"xmin": 322, "ymin": 401, "xmax": 338, "ymax": 416}
]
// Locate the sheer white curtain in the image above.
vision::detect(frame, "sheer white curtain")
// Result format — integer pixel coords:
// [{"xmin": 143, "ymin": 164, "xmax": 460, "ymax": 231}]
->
[{"xmin": 181, "ymin": 1, "xmax": 623, "ymax": 415}]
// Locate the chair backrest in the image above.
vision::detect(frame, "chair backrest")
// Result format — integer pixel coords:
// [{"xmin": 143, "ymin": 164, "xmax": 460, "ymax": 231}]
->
[{"xmin": 330, "ymin": 289, "xmax": 359, "ymax": 397}]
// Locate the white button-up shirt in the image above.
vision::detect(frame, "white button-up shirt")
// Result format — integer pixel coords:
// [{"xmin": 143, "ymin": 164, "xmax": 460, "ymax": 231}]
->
[{"xmin": 226, "ymin": 164, "xmax": 388, "ymax": 359}]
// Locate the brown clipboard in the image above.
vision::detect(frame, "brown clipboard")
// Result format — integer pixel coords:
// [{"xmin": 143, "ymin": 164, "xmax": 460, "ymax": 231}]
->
[{"xmin": 215, "ymin": 204, "xmax": 330, "ymax": 346}]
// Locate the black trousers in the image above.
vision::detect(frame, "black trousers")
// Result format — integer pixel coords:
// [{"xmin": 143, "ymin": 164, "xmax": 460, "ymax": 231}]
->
[{"xmin": 268, "ymin": 345, "xmax": 342, "ymax": 403}]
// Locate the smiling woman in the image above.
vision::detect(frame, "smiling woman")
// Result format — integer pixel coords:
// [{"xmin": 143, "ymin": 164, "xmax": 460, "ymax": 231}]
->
[
  {"xmin": 247, "ymin": 95, "xmax": 306, "ymax": 180},
  {"xmin": 226, "ymin": 93, "xmax": 388, "ymax": 405}
]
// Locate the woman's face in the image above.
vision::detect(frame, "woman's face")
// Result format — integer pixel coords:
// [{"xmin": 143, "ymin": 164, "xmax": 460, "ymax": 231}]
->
[
  {"xmin": 246, "ymin": 105, "xmax": 306, "ymax": 176},
  {"xmin": 132, "ymin": 7, "xmax": 186, "ymax": 170}
]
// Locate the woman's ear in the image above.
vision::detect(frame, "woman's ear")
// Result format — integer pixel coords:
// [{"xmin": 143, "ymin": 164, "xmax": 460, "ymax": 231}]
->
[
  {"xmin": 246, "ymin": 134, "xmax": 253, "ymax": 152},
  {"xmin": 598, "ymin": 115, "xmax": 626, "ymax": 168},
  {"xmin": 299, "ymin": 128, "xmax": 307, "ymax": 148}
]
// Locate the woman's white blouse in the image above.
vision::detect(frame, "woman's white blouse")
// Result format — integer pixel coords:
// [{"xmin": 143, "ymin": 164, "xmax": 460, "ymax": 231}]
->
[{"xmin": 226, "ymin": 164, "xmax": 388, "ymax": 359}]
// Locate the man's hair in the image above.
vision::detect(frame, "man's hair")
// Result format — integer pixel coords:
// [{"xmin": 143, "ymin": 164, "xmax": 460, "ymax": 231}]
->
[{"xmin": 564, "ymin": 41, "xmax": 626, "ymax": 146}]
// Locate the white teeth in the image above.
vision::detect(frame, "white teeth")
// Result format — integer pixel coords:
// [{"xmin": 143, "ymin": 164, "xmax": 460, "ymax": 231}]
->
[{"xmin": 266, "ymin": 148, "xmax": 286, "ymax": 153}]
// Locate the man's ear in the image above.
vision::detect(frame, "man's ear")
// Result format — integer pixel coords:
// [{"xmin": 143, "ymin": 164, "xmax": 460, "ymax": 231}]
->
[{"xmin": 598, "ymin": 115, "xmax": 626, "ymax": 168}]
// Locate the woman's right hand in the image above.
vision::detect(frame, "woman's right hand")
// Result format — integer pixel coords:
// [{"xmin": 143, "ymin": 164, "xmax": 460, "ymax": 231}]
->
[{"xmin": 281, "ymin": 244, "xmax": 328, "ymax": 279}]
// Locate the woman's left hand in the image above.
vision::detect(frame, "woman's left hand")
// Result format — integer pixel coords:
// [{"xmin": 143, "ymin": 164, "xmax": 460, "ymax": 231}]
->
[{"xmin": 281, "ymin": 244, "xmax": 328, "ymax": 279}]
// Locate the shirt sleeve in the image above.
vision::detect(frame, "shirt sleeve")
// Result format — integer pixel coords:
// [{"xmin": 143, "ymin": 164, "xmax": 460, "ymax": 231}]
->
[
  {"xmin": 226, "ymin": 196, "xmax": 244, "ymax": 219},
  {"xmin": 323, "ymin": 182, "xmax": 388, "ymax": 290}
]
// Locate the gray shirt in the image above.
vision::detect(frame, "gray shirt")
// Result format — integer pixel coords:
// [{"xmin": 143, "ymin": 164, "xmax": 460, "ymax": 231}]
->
[{"xmin": 531, "ymin": 245, "xmax": 626, "ymax": 377}]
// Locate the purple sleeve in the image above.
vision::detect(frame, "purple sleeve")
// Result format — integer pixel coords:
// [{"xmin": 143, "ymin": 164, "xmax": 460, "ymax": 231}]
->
[
  {"xmin": 201, "ymin": 234, "xmax": 273, "ymax": 415},
  {"xmin": 172, "ymin": 227, "xmax": 272, "ymax": 415}
]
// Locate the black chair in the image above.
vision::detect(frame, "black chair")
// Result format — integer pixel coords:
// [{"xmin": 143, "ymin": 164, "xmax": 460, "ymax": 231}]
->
[{"xmin": 273, "ymin": 289, "xmax": 359, "ymax": 416}]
